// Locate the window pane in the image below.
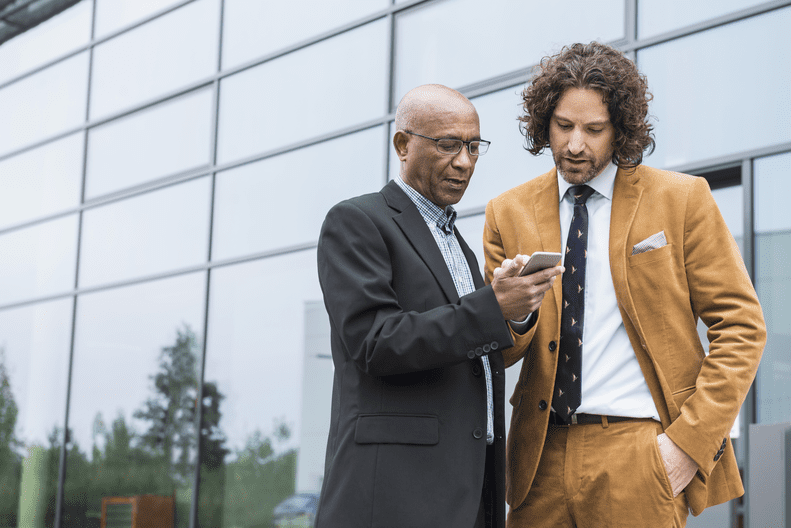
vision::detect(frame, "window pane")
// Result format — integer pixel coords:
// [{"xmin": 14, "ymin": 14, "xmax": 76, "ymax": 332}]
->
[
  {"xmin": 754, "ymin": 152, "xmax": 791, "ymax": 424},
  {"xmin": 79, "ymin": 178, "xmax": 211, "ymax": 288},
  {"xmin": 0, "ymin": 298, "xmax": 72, "ymax": 526},
  {"xmin": 94, "ymin": 0, "xmax": 184, "ymax": 38},
  {"xmin": 0, "ymin": 133, "xmax": 83, "ymax": 229},
  {"xmin": 90, "ymin": 0, "xmax": 219, "ymax": 120},
  {"xmin": 0, "ymin": 0, "xmax": 92, "ymax": 85},
  {"xmin": 638, "ymin": 8, "xmax": 791, "ymax": 169},
  {"xmin": 456, "ymin": 89, "xmax": 555, "ymax": 213},
  {"xmin": 217, "ymin": 19, "xmax": 388, "ymax": 164},
  {"xmin": 66, "ymin": 272, "xmax": 206, "ymax": 527},
  {"xmin": 198, "ymin": 251, "xmax": 329, "ymax": 526},
  {"xmin": 212, "ymin": 127, "xmax": 384, "ymax": 260},
  {"xmin": 0, "ymin": 216, "xmax": 78, "ymax": 305},
  {"xmin": 638, "ymin": 0, "xmax": 767, "ymax": 39},
  {"xmin": 0, "ymin": 52, "xmax": 89, "ymax": 157},
  {"xmin": 86, "ymin": 88, "xmax": 213, "ymax": 199},
  {"xmin": 394, "ymin": 0, "xmax": 625, "ymax": 107},
  {"xmin": 222, "ymin": 0, "xmax": 389, "ymax": 69}
]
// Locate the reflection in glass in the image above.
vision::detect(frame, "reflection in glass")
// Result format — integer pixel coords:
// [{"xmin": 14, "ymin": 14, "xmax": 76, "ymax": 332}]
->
[
  {"xmin": 198, "ymin": 251, "xmax": 327, "ymax": 526},
  {"xmin": 78, "ymin": 178, "xmax": 211, "ymax": 289},
  {"xmin": 217, "ymin": 19, "xmax": 388, "ymax": 164},
  {"xmin": 0, "ymin": 215, "xmax": 78, "ymax": 306},
  {"xmin": 0, "ymin": 133, "xmax": 83, "ymax": 229},
  {"xmin": 0, "ymin": 299, "xmax": 72, "ymax": 527},
  {"xmin": 754, "ymin": 152, "xmax": 791, "ymax": 424},
  {"xmin": 638, "ymin": 7, "xmax": 791, "ymax": 169},
  {"xmin": 89, "ymin": 0, "xmax": 219, "ymax": 119},
  {"xmin": 94, "ymin": 0, "xmax": 184, "ymax": 38},
  {"xmin": 638, "ymin": 0, "xmax": 766, "ymax": 39},
  {"xmin": 0, "ymin": 52, "xmax": 89, "ymax": 158},
  {"xmin": 394, "ymin": 0, "xmax": 624, "ymax": 107},
  {"xmin": 66, "ymin": 272, "xmax": 206, "ymax": 527},
  {"xmin": 86, "ymin": 88, "xmax": 213, "ymax": 198},
  {"xmin": 212, "ymin": 127, "xmax": 384, "ymax": 260},
  {"xmin": 222, "ymin": 0, "xmax": 388, "ymax": 69},
  {"xmin": 0, "ymin": 0, "xmax": 92, "ymax": 86}
]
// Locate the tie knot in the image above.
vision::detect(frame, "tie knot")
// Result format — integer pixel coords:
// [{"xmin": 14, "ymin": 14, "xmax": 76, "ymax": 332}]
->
[{"xmin": 569, "ymin": 185, "xmax": 595, "ymax": 205}]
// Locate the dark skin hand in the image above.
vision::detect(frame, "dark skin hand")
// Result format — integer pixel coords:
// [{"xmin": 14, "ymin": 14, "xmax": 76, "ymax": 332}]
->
[{"xmin": 491, "ymin": 254, "xmax": 563, "ymax": 321}]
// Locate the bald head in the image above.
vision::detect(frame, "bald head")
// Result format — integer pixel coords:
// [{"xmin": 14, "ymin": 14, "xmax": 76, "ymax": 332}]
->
[{"xmin": 395, "ymin": 84, "xmax": 477, "ymax": 133}]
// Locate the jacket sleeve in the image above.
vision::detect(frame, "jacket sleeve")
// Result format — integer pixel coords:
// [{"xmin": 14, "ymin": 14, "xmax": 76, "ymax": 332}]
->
[
  {"xmin": 482, "ymin": 199, "xmax": 538, "ymax": 368},
  {"xmin": 663, "ymin": 177, "xmax": 766, "ymax": 478},
  {"xmin": 317, "ymin": 199, "xmax": 513, "ymax": 377}
]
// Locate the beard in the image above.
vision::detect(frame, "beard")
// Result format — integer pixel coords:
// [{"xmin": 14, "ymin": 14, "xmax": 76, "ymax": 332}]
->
[{"xmin": 553, "ymin": 150, "xmax": 611, "ymax": 185}]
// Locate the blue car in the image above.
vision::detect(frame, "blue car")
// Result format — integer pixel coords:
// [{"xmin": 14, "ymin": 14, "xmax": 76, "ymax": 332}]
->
[{"xmin": 272, "ymin": 493, "xmax": 320, "ymax": 528}]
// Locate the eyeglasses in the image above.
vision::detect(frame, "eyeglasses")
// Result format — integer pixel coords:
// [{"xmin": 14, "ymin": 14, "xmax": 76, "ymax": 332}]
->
[{"xmin": 405, "ymin": 131, "xmax": 490, "ymax": 156}]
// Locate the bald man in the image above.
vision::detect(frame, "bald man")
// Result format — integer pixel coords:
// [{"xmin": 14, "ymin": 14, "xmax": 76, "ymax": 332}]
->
[{"xmin": 314, "ymin": 85, "xmax": 558, "ymax": 528}]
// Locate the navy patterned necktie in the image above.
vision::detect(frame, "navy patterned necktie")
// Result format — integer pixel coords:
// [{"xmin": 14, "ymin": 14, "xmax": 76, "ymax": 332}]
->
[{"xmin": 554, "ymin": 184, "xmax": 595, "ymax": 422}]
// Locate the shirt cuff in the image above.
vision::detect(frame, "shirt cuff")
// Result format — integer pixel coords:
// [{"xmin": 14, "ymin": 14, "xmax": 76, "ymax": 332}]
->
[{"xmin": 508, "ymin": 312, "xmax": 534, "ymax": 335}]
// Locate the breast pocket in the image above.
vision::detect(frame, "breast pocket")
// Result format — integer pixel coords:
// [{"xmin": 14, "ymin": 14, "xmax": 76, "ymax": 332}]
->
[
  {"xmin": 354, "ymin": 414, "xmax": 439, "ymax": 445},
  {"xmin": 628, "ymin": 243, "xmax": 672, "ymax": 267}
]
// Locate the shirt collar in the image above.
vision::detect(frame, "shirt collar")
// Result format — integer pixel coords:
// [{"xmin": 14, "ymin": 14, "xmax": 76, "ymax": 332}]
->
[
  {"xmin": 557, "ymin": 162, "xmax": 618, "ymax": 203},
  {"xmin": 394, "ymin": 176, "xmax": 457, "ymax": 234}
]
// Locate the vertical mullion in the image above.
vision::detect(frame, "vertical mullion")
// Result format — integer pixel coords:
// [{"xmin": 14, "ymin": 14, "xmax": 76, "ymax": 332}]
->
[
  {"xmin": 189, "ymin": 0, "xmax": 225, "ymax": 525},
  {"xmin": 384, "ymin": 9, "xmax": 397, "ymax": 186},
  {"xmin": 55, "ymin": 0, "xmax": 97, "ymax": 526}
]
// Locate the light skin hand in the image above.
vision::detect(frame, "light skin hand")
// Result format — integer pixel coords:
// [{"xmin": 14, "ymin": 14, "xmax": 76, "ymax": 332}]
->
[
  {"xmin": 657, "ymin": 433, "xmax": 699, "ymax": 497},
  {"xmin": 492, "ymin": 254, "xmax": 563, "ymax": 321}
]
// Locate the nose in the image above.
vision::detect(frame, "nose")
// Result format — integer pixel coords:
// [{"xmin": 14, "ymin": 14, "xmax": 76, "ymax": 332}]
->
[
  {"xmin": 568, "ymin": 128, "xmax": 585, "ymax": 155},
  {"xmin": 452, "ymin": 145, "xmax": 474, "ymax": 170}
]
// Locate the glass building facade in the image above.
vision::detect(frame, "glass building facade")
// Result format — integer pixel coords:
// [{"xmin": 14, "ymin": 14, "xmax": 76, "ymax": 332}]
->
[{"xmin": 0, "ymin": 0, "xmax": 788, "ymax": 526}]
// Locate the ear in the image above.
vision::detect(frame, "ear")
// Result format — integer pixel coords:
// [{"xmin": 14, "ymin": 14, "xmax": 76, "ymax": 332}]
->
[{"xmin": 393, "ymin": 130, "xmax": 410, "ymax": 162}]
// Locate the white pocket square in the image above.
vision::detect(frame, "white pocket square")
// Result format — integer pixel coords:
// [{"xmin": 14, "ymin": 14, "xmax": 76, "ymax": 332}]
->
[{"xmin": 632, "ymin": 231, "xmax": 667, "ymax": 255}]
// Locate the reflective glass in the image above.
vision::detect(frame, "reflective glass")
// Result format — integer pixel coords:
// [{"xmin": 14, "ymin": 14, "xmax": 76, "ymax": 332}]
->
[
  {"xmin": 0, "ymin": 52, "xmax": 89, "ymax": 158},
  {"xmin": 222, "ymin": 0, "xmax": 389, "ymax": 69},
  {"xmin": 212, "ymin": 127, "xmax": 385, "ymax": 260},
  {"xmin": 86, "ymin": 88, "xmax": 213, "ymax": 198},
  {"xmin": 198, "ymin": 250, "xmax": 329, "ymax": 526},
  {"xmin": 90, "ymin": 0, "xmax": 219, "ymax": 119},
  {"xmin": 638, "ymin": 7, "xmax": 791, "ymax": 169},
  {"xmin": 754, "ymin": 152, "xmax": 791, "ymax": 424},
  {"xmin": 394, "ymin": 0, "xmax": 624, "ymax": 107},
  {"xmin": 78, "ymin": 178, "xmax": 211, "ymax": 288},
  {"xmin": 0, "ymin": 0, "xmax": 92, "ymax": 86},
  {"xmin": 638, "ymin": 0, "xmax": 767, "ymax": 39},
  {"xmin": 217, "ymin": 19, "xmax": 388, "ymax": 164},
  {"xmin": 94, "ymin": 0, "xmax": 185, "ymax": 38},
  {"xmin": 0, "ymin": 298, "xmax": 72, "ymax": 527},
  {"xmin": 0, "ymin": 133, "xmax": 83, "ymax": 229},
  {"xmin": 0, "ymin": 216, "xmax": 78, "ymax": 305},
  {"xmin": 66, "ymin": 272, "xmax": 206, "ymax": 527}
]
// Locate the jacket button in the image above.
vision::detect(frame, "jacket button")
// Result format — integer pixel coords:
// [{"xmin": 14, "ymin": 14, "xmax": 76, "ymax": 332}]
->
[
  {"xmin": 482, "ymin": 344, "xmax": 491, "ymax": 353},
  {"xmin": 490, "ymin": 341, "xmax": 499, "ymax": 350},
  {"xmin": 713, "ymin": 453, "xmax": 721, "ymax": 462},
  {"xmin": 721, "ymin": 439, "xmax": 727, "ymax": 448},
  {"xmin": 473, "ymin": 428, "xmax": 484, "ymax": 439},
  {"xmin": 467, "ymin": 350, "xmax": 475, "ymax": 359},
  {"xmin": 548, "ymin": 341, "xmax": 557, "ymax": 352},
  {"xmin": 475, "ymin": 347, "xmax": 483, "ymax": 357},
  {"xmin": 538, "ymin": 400, "xmax": 548, "ymax": 411},
  {"xmin": 472, "ymin": 363, "xmax": 482, "ymax": 377}
]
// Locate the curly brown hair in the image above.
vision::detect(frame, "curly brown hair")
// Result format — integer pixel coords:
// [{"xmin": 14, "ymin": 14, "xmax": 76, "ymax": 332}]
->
[{"xmin": 519, "ymin": 42, "xmax": 655, "ymax": 168}]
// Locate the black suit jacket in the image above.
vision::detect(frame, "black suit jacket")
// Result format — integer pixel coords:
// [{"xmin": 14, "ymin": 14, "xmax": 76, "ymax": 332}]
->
[{"xmin": 315, "ymin": 180, "xmax": 512, "ymax": 528}]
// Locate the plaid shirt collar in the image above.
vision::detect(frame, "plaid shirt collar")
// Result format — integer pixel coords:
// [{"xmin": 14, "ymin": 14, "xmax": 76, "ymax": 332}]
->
[{"xmin": 394, "ymin": 176, "xmax": 457, "ymax": 235}]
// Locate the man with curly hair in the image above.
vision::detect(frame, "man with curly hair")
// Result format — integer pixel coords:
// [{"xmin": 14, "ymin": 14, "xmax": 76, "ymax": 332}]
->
[{"xmin": 483, "ymin": 42, "xmax": 765, "ymax": 527}]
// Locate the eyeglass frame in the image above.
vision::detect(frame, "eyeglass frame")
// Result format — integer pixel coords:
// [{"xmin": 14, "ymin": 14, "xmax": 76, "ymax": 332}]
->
[{"xmin": 404, "ymin": 131, "xmax": 490, "ymax": 156}]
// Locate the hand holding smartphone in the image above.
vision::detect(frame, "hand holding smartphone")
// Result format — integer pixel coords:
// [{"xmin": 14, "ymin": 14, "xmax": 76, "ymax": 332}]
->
[{"xmin": 518, "ymin": 252, "xmax": 562, "ymax": 277}]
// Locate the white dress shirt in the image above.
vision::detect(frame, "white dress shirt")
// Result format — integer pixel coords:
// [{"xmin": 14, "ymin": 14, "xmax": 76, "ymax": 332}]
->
[{"xmin": 557, "ymin": 163, "xmax": 660, "ymax": 420}]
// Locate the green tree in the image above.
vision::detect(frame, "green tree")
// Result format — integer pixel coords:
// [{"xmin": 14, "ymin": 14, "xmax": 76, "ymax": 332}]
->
[{"xmin": 0, "ymin": 346, "xmax": 21, "ymax": 526}]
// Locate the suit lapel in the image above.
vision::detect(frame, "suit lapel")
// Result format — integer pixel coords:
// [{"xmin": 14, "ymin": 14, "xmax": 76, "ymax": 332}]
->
[
  {"xmin": 532, "ymin": 170, "xmax": 564, "ymax": 318},
  {"xmin": 609, "ymin": 167, "xmax": 644, "ymax": 326},
  {"xmin": 382, "ymin": 181, "xmax": 461, "ymax": 303}
]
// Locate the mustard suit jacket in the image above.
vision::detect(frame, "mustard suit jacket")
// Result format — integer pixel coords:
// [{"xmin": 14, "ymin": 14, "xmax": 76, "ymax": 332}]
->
[{"xmin": 482, "ymin": 165, "xmax": 766, "ymax": 516}]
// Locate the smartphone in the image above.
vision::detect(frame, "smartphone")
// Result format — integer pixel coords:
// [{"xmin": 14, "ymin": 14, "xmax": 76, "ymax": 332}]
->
[{"xmin": 518, "ymin": 251, "xmax": 562, "ymax": 277}]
